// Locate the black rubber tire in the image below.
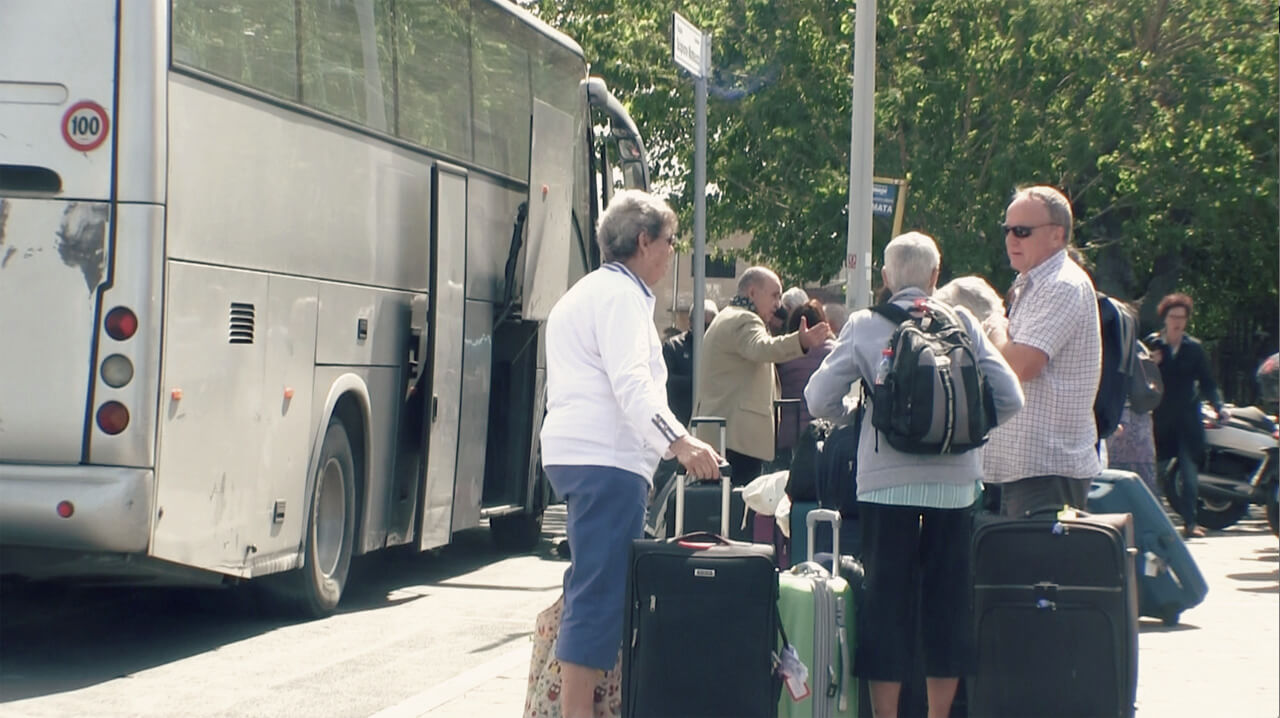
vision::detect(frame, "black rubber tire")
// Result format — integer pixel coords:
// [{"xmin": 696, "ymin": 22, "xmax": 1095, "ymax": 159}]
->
[
  {"xmin": 1266, "ymin": 497, "xmax": 1279, "ymax": 537},
  {"xmin": 1196, "ymin": 497, "xmax": 1250, "ymax": 530},
  {"xmin": 268, "ymin": 419, "xmax": 357, "ymax": 618}
]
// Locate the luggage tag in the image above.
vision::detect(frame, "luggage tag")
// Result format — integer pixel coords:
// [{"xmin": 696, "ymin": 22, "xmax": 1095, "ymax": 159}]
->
[{"xmin": 776, "ymin": 644, "xmax": 810, "ymax": 701}]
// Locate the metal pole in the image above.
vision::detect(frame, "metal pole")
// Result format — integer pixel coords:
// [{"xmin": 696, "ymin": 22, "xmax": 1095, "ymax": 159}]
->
[
  {"xmin": 690, "ymin": 34, "xmax": 709, "ymax": 424},
  {"xmin": 845, "ymin": 0, "xmax": 876, "ymax": 310}
]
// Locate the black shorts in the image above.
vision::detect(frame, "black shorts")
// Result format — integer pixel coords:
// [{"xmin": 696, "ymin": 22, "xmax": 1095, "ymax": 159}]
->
[{"xmin": 854, "ymin": 501, "xmax": 975, "ymax": 681}]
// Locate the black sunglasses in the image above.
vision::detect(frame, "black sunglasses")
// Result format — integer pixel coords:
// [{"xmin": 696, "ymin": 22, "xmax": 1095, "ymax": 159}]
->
[{"xmin": 1002, "ymin": 223, "xmax": 1057, "ymax": 238}]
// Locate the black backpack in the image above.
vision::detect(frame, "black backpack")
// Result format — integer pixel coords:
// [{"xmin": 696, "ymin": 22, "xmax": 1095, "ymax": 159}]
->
[
  {"xmin": 868, "ymin": 299, "xmax": 996, "ymax": 454},
  {"xmin": 1095, "ymin": 294, "xmax": 1163, "ymax": 437},
  {"xmin": 784, "ymin": 410, "xmax": 863, "ymax": 518}
]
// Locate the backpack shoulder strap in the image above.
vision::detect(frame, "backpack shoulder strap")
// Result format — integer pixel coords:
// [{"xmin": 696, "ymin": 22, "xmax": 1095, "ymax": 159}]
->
[{"xmin": 869, "ymin": 303, "xmax": 912, "ymax": 325}]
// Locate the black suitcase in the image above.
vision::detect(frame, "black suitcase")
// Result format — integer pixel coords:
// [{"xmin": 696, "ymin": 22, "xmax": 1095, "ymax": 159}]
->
[
  {"xmin": 647, "ymin": 417, "xmax": 752, "ymax": 541},
  {"xmin": 969, "ymin": 509, "xmax": 1138, "ymax": 718},
  {"xmin": 623, "ymin": 468, "xmax": 782, "ymax": 718}
]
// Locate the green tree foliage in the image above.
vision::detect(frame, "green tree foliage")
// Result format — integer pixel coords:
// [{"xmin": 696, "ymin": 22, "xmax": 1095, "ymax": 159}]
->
[{"xmin": 529, "ymin": 0, "xmax": 1277, "ymax": 398}]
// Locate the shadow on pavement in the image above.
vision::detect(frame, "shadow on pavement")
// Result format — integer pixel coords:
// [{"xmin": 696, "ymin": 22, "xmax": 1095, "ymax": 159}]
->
[{"xmin": 0, "ymin": 504, "xmax": 571, "ymax": 704}]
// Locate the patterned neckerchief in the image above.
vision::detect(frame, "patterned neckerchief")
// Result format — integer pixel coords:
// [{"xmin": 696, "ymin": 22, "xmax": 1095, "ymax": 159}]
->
[{"xmin": 729, "ymin": 294, "xmax": 754, "ymax": 310}]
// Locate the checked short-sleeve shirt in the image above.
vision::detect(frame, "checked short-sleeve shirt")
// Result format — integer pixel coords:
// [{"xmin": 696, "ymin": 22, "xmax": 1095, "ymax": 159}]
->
[{"xmin": 983, "ymin": 250, "xmax": 1102, "ymax": 483}]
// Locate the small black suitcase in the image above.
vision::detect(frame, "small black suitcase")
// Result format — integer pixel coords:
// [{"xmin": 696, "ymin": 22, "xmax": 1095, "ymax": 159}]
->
[
  {"xmin": 623, "ymin": 468, "xmax": 782, "ymax": 718},
  {"xmin": 969, "ymin": 509, "xmax": 1138, "ymax": 718}
]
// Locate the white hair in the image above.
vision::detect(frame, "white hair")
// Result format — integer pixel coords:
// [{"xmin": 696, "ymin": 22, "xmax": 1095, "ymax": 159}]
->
[
  {"xmin": 781, "ymin": 287, "xmax": 810, "ymax": 313},
  {"xmin": 882, "ymin": 231, "xmax": 941, "ymax": 293},
  {"xmin": 595, "ymin": 189, "xmax": 677, "ymax": 262},
  {"xmin": 934, "ymin": 275, "xmax": 1005, "ymax": 322}
]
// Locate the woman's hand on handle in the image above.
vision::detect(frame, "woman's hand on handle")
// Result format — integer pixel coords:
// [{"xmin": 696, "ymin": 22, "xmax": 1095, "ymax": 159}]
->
[{"xmin": 670, "ymin": 435, "xmax": 723, "ymax": 480}]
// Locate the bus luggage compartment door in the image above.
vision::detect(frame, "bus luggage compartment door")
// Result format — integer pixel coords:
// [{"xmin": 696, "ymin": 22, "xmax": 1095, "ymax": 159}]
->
[{"xmin": 418, "ymin": 164, "xmax": 468, "ymax": 551}]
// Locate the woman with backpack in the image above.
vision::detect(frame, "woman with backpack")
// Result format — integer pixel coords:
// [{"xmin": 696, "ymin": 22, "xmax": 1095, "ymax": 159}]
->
[{"xmin": 804, "ymin": 232, "xmax": 1025, "ymax": 718}]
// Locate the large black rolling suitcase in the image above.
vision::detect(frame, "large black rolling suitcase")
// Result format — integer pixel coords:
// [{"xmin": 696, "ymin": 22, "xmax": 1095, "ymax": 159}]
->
[
  {"xmin": 623, "ymin": 466, "xmax": 783, "ymax": 718},
  {"xmin": 969, "ymin": 509, "xmax": 1138, "ymax": 718},
  {"xmin": 1088, "ymin": 469, "xmax": 1208, "ymax": 625}
]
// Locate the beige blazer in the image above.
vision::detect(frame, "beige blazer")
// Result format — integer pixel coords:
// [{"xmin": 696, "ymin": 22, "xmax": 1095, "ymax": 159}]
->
[{"xmin": 693, "ymin": 305, "xmax": 805, "ymax": 460}]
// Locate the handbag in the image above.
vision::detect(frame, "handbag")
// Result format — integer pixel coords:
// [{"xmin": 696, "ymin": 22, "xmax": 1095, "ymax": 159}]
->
[
  {"xmin": 524, "ymin": 595, "xmax": 622, "ymax": 718},
  {"xmin": 1127, "ymin": 340, "xmax": 1164, "ymax": 413}
]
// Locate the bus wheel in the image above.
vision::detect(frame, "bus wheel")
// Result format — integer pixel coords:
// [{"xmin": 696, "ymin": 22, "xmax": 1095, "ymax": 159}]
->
[{"xmin": 274, "ymin": 419, "xmax": 357, "ymax": 618}]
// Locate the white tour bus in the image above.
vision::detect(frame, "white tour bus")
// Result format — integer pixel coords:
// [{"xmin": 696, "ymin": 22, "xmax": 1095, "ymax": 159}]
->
[{"xmin": 0, "ymin": 0, "xmax": 650, "ymax": 616}]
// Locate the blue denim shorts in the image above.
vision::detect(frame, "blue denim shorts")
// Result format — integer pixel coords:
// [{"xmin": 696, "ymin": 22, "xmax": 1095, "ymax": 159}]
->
[{"xmin": 546, "ymin": 464, "xmax": 649, "ymax": 671}]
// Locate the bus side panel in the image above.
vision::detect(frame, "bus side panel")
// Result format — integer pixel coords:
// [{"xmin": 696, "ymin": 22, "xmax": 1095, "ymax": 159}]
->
[
  {"xmin": 418, "ymin": 165, "xmax": 467, "ymax": 551},
  {"xmin": 248, "ymin": 275, "xmax": 319, "ymax": 567},
  {"xmin": 153, "ymin": 262, "xmax": 268, "ymax": 576},
  {"xmin": 465, "ymin": 180, "xmax": 526, "ymax": 304},
  {"xmin": 314, "ymin": 283, "xmax": 412, "ymax": 554},
  {"xmin": 450, "ymin": 299, "xmax": 494, "ymax": 533},
  {"xmin": 166, "ymin": 76, "xmax": 429, "ymax": 292}
]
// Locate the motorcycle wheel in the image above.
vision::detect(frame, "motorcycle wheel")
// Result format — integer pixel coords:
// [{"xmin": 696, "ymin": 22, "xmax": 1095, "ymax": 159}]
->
[
  {"xmin": 1266, "ymin": 498, "xmax": 1278, "ymax": 537},
  {"xmin": 1196, "ymin": 496, "xmax": 1250, "ymax": 530}
]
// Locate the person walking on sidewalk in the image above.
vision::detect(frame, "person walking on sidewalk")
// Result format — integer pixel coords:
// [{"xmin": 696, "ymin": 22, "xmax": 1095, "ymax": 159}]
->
[
  {"xmin": 539, "ymin": 189, "xmax": 722, "ymax": 718},
  {"xmin": 1146, "ymin": 292, "xmax": 1228, "ymax": 538}
]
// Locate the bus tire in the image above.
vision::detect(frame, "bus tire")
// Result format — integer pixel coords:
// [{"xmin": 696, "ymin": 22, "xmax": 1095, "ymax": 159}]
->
[{"xmin": 274, "ymin": 418, "xmax": 357, "ymax": 618}]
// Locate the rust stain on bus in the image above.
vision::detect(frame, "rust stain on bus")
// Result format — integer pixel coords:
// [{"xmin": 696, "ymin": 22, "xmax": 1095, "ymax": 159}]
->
[{"xmin": 55, "ymin": 202, "xmax": 107, "ymax": 292}]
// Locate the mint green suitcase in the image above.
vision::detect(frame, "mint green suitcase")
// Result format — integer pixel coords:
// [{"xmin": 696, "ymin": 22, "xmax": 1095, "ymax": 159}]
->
[{"xmin": 777, "ymin": 509, "xmax": 858, "ymax": 718}]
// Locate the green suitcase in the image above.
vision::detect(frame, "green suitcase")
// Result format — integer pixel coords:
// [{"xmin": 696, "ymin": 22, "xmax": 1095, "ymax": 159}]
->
[{"xmin": 777, "ymin": 508, "xmax": 858, "ymax": 718}]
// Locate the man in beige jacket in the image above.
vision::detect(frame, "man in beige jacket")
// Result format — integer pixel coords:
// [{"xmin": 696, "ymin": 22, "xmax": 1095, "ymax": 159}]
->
[{"xmin": 694, "ymin": 267, "xmax": 831, "ymax": 484}]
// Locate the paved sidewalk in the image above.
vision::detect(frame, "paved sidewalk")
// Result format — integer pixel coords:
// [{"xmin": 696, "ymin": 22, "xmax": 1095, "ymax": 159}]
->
[{"xmin": 400, "ymin": 509, "xmax": 1278, "ymax": 717}]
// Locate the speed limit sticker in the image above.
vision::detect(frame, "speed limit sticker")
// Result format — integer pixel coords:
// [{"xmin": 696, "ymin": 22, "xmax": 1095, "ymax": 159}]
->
[{"xmin": 61, "ymin": 100, "xmax": 110, "ymax": 152}]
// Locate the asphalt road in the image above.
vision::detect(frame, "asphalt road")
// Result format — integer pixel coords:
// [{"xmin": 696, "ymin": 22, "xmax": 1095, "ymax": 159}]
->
[
  {"xmin": 0, "ymin": 508, "xmax": 570, "ymax": 718},
  {"xmin": 0, "ymin": 506, "xmax": 1276, "ymax": 718}
]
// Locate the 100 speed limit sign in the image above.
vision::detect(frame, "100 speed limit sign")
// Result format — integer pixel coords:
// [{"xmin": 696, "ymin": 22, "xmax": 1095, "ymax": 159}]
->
[{"xmin": 62, "ymin": 100, "xmax": 110, "ymax": 152}]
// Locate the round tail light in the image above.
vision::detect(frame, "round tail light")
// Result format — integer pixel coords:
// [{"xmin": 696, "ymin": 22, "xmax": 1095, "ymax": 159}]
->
[
  {"xmin": 96, "ymin": 401, "xmax": 130, "ymax": 435},
  {"xmin": 104, "ymin": 307, "xmax": 138, "ymax": 340},
  {"xmin": 100, "ymin": 354, "xmax": 134, "ymax": 388}
]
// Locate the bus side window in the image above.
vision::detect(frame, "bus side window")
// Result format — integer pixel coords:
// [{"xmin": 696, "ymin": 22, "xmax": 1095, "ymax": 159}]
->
[
  {"xmin": 470, "ymin": 0, "xmax": 532, "ymax": 179},
  {"xmin": 396, "ymin": 0, "xmax": 474, "ymax": 160},
  {"xmin": 172, "ymin": 0, "xmax": 300, "ymax": 102},
  {"xmin": 297, "ymin": 0, "xmax": 393, "ymax": 133}
]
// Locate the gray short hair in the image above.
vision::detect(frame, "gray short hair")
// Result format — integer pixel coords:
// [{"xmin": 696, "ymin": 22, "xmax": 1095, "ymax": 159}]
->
[
  {"xmin": 737, "ymin": 266, "xmax": 779, "ymax": 294},
  {"xmin": 687, "ymin": 299, "xmax": 719, "ymax": 322},
  {"xmin": 781, "ymin": 287, "xmax": 810, "ymax": 313},
  {"xmin": 596, "ymin": 190, "xmax": 677, "ymax": 262},
  {"xmin": 882, "ymin": 231, "xmax": 941, "ymax": 293},
  {"xmin": 1013, "ymin": 185, "xmax": 1074, "ymax": 241},
  {"xmin": 934, "ymin": 275, "xmax": 1005, "ymax": 322}
]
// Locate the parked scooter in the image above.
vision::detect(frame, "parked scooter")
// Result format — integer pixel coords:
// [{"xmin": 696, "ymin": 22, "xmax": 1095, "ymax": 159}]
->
[{"xmin": 1160, "ymin": 403, "xmax": 1280, "ymax": 531}]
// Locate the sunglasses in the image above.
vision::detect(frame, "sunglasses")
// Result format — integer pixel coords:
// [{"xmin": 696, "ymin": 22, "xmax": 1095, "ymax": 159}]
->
[{"xmin": 1002, "ymin": 223, "xmax": 1057, "ymax": 238}]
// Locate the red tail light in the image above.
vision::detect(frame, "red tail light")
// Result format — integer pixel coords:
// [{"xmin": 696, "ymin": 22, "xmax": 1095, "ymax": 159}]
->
[
  {"xmin": 96, "ymin": 401, "xmax": 130, "ymax": 434},
  {"xmin": 104, "ymin": 307, "xmax": 138, "ymax": 340}
]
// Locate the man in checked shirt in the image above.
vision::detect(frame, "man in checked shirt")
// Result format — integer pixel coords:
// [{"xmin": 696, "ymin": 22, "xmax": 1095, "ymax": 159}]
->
[{"xmin": 983, "ymin": 185, "xmax": 1103, "ymax": 517}]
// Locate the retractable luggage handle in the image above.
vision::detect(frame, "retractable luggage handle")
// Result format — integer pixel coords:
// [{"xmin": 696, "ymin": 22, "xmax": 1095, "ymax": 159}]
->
[
  {"xmin": 677, "ymin": 416, "xmax": 730, "ymax": 537},
  {"xmin": 806, "ymin": 508, "xmax": 842, "ymax": 564}
]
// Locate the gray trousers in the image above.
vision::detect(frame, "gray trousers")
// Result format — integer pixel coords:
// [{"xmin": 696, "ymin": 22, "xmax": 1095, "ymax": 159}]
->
[{"xmin": 998, "ymin": 475, "xmax": 1092, "ymax": 518}]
